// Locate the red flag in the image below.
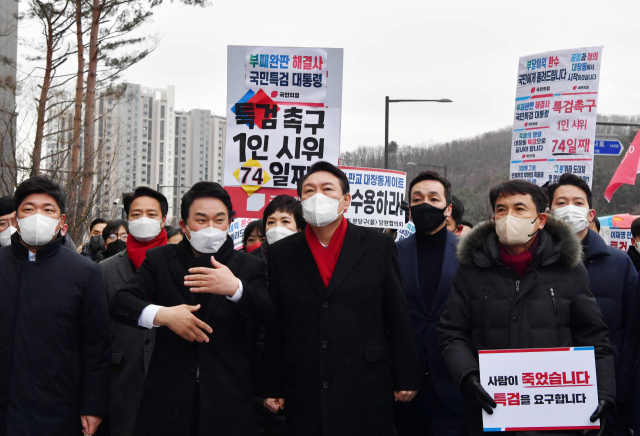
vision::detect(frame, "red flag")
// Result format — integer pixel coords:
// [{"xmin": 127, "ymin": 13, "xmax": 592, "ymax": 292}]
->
[{"xmin": 604, "ymin": 130, "xmax": 640, "ymax": 202}]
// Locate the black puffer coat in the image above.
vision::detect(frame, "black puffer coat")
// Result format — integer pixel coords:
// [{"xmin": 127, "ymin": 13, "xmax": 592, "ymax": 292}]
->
[{"xmin": 438, "ymin": 217, "xmax": 615, "ymax": 435}]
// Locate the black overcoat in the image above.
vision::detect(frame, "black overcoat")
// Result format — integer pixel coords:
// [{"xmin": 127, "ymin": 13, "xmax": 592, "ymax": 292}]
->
[
  {"xmin": 263, "ymin": 222, "xmax": 421, "ymax": 436},
  {"xmin": 0, "ymin": 233, "xmax": 111, "ymax": 436},
  {"xmin": 109, "ymin": 237, "xmax": 273, "ymax": 436},
  {"xmin": 438, "ymin": 218, "xmax": 616, "ymax": 436}
]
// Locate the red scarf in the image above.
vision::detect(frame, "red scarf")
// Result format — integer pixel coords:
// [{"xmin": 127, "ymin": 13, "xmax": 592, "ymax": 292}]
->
[
  {"xmin": 305, "ymin": 217, "xmax": 348, "ymax": 288},
  {"xmin": 127, "ymin": 229, "xmax": 168, "ymax": 270},
  {"xmin": 499, "ymin": 233, "xmax": 540, "ymax": 278}
]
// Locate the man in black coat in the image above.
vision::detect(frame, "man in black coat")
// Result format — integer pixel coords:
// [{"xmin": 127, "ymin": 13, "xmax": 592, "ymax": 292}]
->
[
  {"xmin": 100, "ymin": 187, "xmax": 169, "ymax": 436},
  {"xmin": 109, "ymin": 182, "xmax": 274, "ymax": 436},
  {"xmin": 628, "ymin": 218, "xmax": 640, "ymax": 273},
  {"xmin": 395, "ymin": 171, "xmax": 466, "ymax": 436},
  {"xmin": 548, "ymin": 174, "xmax": 637, "ymax": 435},
  {"xmin": 438, "ymin": 180, "xmax": 615, "ymax": 436},
  {"xmin": 0, "ymin": 176, "xmax": 111, "ymax": 436},
  {"xmin": 263, "ymin": 161, "xmax": 421, "ymax": 436}
]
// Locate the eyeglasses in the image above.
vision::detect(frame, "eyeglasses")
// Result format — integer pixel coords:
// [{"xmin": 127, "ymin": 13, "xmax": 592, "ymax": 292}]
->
[{"xmin": 107, "ymin": 233, "xmax": 128, "ymax": 242}]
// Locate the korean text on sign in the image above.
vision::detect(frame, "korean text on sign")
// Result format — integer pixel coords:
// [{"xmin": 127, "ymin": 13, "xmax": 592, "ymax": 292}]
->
[
  {"xmin": 340, "ymin": 167, "xmax": 406, "ymax": 230},
  {"xmin": 479, "ymin": 347, "xmax": 599, "ymax": 432}
]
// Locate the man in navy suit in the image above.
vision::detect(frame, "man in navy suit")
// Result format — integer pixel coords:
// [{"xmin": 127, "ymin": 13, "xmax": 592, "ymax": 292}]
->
[{"xmin": 395, "ymin": 171, "xmax": 467, "ymax": 436}]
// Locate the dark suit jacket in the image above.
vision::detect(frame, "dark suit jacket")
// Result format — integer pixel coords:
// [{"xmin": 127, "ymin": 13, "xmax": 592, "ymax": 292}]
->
[
  {"xmin": 263, "ymin": 222, "xmax": 421, "ymax": 436},
  {"xmin": 109, "ymin": 237, "xmax": 273, "ymax": 436},
  {"xmin": 396, "ymin": 231, "xmax": 466, "ymax": 413},
  {"xmin": 100, "ymin": 250, "xmax": 155, "ymax": 436}
]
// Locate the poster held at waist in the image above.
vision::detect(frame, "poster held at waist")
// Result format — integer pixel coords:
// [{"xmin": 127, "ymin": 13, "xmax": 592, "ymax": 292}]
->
[
  {"xmin": 224, "ymin": 45, "xmax": 343, "ymax": 219},
  {"xmin": 510, "ymin": 47, "xmax": 602, "ymax": 188},
  {"xmin": 479, "ymin": 347, "xmax": 599, "ymax": 432},
  {"xmin": 339, "ymin": 166, "xmax": 407, "ymax": 230}
]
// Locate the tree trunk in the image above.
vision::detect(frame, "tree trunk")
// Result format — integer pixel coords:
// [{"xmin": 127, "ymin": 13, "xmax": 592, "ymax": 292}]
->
[
  {"xmin": 31, "ymin": 14, "xmax": 54, "ymax": 177},
  {"xmin": 66, "ymin": 0, "xmax": 84, "ymax": 241},
  {"xmin": 76, "ymin": 0, "xmax": 100, "ymax": 230}
]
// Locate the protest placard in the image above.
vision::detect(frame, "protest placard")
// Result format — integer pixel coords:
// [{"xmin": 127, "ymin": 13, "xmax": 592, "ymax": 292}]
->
[
  {"xmin": 510, "ymin": 47, "xmax": 603, "ymax": 188},
  {"xmin": 340, "ymin": 166, "xmax": 406, "ymax": 230},
  {"xmin": 395, "ymin": 221, "xmax": 416, "ymax": 242},
  {"xmin": 479, "ymin": 347, "xmax": 599, "ymax": 432},
  {"xmin": 224, "ymin": 46, "xmax": 343, "ymax": 218},
  {"xmin": 601, "ymin": 227, "xmax": 632, "ymax": 252},
  {"xmin": 228, "ymin": 217, "xmax": 257, "ymax": 250}
]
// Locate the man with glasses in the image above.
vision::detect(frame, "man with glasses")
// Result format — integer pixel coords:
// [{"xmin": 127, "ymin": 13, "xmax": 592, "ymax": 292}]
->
[{"xmin": 0, "ymin": 195, "xmax": 17, "ymax": 247}]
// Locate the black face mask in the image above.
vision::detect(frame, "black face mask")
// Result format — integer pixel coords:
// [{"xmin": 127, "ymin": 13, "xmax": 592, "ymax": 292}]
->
[
  {"xmin": 410, "ymin": 202, "xmax": 447, "ymax": 233},
  {"xmin": 90, "ymin": 235, "xmax": 105, "ymax": 252},
  {"xmin": 103, "ymin": 239, "xmax": 126, "ymax": 258}
]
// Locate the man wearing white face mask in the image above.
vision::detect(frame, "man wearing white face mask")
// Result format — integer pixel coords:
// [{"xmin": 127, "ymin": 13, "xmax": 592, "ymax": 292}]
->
[
  {"xmin": 548, "ymin": 174, "xmax": 637, "ymax": 435},
  {"xmin": 263, "ymin": 161, "xmax": 421, "ymax": 436},
  {"xmin": 0, "ymin": 176, "xmax": 111, "ymax": 436},
  {"xmin": 438, "ymin": 179, "xmax": 615, "ymax": 436},
  {"xmin": 100, "ymin": 186, "xmax": 169, "ymax": 436},
  {"xmin": 109, "ymin": 181, "xmax": 273, "ymax": 436},
  {"xmin": 0, "ymin": 195, "xmax": 17, "ymax": 248}
]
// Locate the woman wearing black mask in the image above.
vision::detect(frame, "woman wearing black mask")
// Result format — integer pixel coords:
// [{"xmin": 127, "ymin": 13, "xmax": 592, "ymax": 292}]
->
[{"xmin": 99, "ymin": 219, "xmax": 129, "ymax": 261}]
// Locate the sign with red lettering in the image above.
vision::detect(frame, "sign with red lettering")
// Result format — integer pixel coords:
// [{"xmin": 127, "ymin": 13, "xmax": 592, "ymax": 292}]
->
[{"xmin": 479, "ymin": 347, "xmax": 599, "ymax": 432}]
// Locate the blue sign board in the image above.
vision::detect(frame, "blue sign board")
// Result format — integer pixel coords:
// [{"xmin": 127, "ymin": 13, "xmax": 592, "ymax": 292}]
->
[{"xmin": 594, "ymin": 140, "xmax": 624, "ymax": 156}]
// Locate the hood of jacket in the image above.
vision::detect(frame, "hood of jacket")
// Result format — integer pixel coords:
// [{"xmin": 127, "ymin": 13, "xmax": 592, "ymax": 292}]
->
[{"xmin": 457, "ymin": 215, "xmax": 583, "ymax": 269}]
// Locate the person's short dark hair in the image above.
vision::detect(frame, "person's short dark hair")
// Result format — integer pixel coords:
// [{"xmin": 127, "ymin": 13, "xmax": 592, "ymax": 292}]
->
[
  {"xmin": 102, "ymin": 219, "xmax": 129, "ymax": 242},
  {"xmin": 592, "ymin": 216, "xmax": 600, "ymax": 233},
  {"xmin": 296, "ymin": 161, "xmax": 349, "ymax": 198},
  {"xmin": 489, "ymin": 179, "xmax": 548, "ymax": 214},
  {"xmin": 0, "ymin": 195, "xmax": 14, "ymax": 216},
  {"xmin": 460, "ymin": 219, "xmax": 474, "ymax": 229},
  {"xmin": 631, "ymin": 218, "xmax": 640, "ymax": 239},
  {"xmin": 14, "ymin": 175, "xmax": 65, "ymax": 214},
  {"xmin": 181, "ymin": 182, "xmax": 234, "ymax": 222},
  {"xmin": 164, "ymin": 225, "xmax": 183, "ymax": 239},
  {"xmin": 263, "ymin": 194, "xmax": 305, "ymax": 231},
  {"xmin": 243, "ymin": 219, "xmax": 265, "ymax": 248},
  {"xmin": 450, "ymin": 195, "xmax": 465, "ymax": 226},
  {"xmin": 124, "ymin": 186, "xmax": 169, "ymax": 218},
  {"xmin": 546, "ymin": 173, "xmax": 593, "ymax": 209},
  {"xmin": 408, "ymin": 171, "xmax": 453, "ymax": 206},
  {"xmin": 90, "ymin": 218, "xmax": 107, "ymax": 232}
]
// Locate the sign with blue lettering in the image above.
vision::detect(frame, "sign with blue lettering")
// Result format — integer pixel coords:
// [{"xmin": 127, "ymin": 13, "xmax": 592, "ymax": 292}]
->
[{"xmin": 594, "ymin": 140, "xmax": 623, "ymax": 156}]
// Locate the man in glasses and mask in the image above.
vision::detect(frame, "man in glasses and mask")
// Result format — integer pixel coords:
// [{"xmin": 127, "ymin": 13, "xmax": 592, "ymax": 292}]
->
[
  {"xmin": 100, "ymin": 186, "xmax": 169, "ymax": 436},
  {"xmin": 109, "ymin": 181, "xmax": 273, "ymax": 436},
  {"xmin": 0, "ymin": 195, "xmax": 17, "ymax": 248},
  {"xmin": 263, "ymin": 161, "xmax": 421, "ymax": 436},
  {"xmin": 0, "ymin": 176, "xmax": 111, "ymax": 436},
  {"xmin": 394, "ymin": 171, "xmax": 467, "ymax": 436},
  {"xmin": 548, "ymin": 174, "xmax": 637, "ymax": 434},
  {"xmin": 438, "ymin": 179, "xmax": 615, "ymax": 436}
]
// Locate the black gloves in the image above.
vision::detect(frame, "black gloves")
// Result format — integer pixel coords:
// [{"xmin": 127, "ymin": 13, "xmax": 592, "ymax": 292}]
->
[
  {"xmin": 461, "ymin": 372, "xmax": 497, "ymax": 415},
  {"xmin": 583, "ymin": 400, "xmax": 611, "ymax": 436}
]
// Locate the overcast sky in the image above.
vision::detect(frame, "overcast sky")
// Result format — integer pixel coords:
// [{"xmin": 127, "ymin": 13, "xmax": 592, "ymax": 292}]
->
[{"xmin": 38, "ymin": 0, "xmax": 640, "ymax": 151}]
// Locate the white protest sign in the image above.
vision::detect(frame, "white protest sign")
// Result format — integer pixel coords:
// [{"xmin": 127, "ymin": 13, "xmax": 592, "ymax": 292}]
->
[
  {"xmin": 395, "ymin": 221, "xmax": 416, "ymax": 242},
  {"xmin": 510, "ymin": 47, "xmax": 603, "ymax": 188},
  {"xmin": 601, "ymin": 227, "xmax": 632, "ymax": 252},
  {"xmin": 225, "ymin": 46, "xmax": 343, "ymax": 197},
  {"xmin": 479, "ymin": 347, "xmax": 599, "ymax": 432},
  {"xmin": 228, "ymin": 218, "xmax": 257, "ymax": 250},
  {"xmin": 340, "ymin": 166, "xmax": 406, "ymax": 230}
]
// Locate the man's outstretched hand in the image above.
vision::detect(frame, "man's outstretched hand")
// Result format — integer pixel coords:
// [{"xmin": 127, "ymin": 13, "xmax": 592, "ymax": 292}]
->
[
  {"xmin": 264, "ymin": 398, "xmax": 285, "ymax": 413},
  {"xmin": 462, "ymin": 372, "xmax": 497, "ymax": 415}
]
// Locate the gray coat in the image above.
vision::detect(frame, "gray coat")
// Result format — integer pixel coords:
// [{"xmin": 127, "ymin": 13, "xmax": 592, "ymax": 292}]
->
[{"xmin": 100, "ymin": 250, "xmax": 155, "ymax": 436}]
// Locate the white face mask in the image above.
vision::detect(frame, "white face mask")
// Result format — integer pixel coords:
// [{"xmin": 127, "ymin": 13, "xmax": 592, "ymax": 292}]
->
[
  {"xmin": 553, "ymin": 205, "xmax": 590, "ymax": 233},
  {"xmin": 128, "ymin": 217, "xmax": 162, "ymax": 242},
  {"xmin": 186, "ymin": 225, "xmax": 228, "ymax": 254},
  {"xmin": 265, "ymin": 226, "xmax": 296, "ymax": 245},
  {"xmin": 0, "ymin": 226, "xmax": 16, "ymax": 247},
  {"xmin": 494, "ymin": 214, "xmax": 538, "ymax": 246},
  {"xmin": 302, "ymin": 193, "xmax": 345, "ymax": 227},
  {"xmin": 17, "ymin": 214, "xmax": 61, "ymax": 246}
]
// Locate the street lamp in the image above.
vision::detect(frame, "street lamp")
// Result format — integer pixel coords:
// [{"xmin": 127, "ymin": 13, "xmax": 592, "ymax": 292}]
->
[
  {"xmin": 406, "ymin": 161, "xmax": 447, "ymax": 179},
  {"xmin": 385, "ymin": 97, "xmax": 453, "ymax": 169}
]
